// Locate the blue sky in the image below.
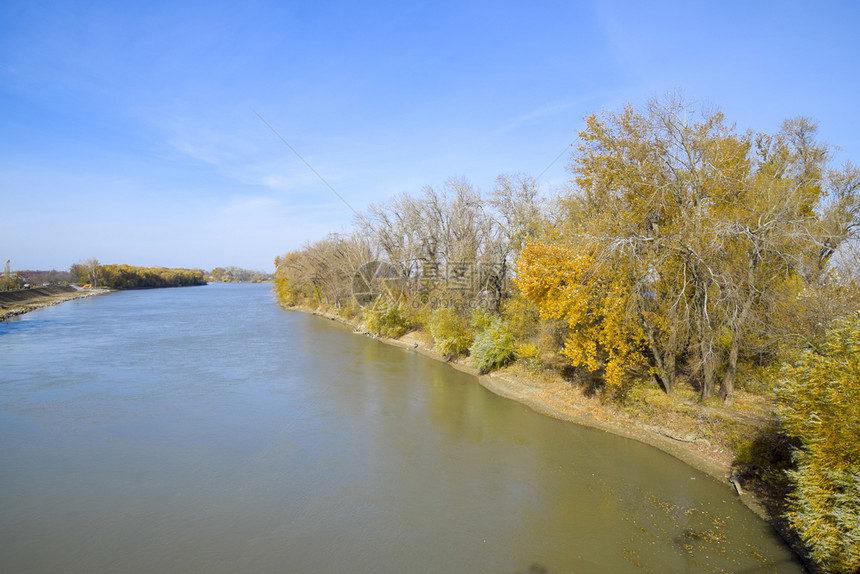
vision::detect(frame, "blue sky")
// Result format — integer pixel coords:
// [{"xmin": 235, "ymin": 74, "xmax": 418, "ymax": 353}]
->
[{"xmin": 2, "ymin": 0, "xmax": 859, "ymax": 272}]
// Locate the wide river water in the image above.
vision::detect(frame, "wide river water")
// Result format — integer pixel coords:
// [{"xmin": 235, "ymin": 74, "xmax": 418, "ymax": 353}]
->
[{"xmin": 0, "ymin": 283, "xmax": 804, "ymax": 573}]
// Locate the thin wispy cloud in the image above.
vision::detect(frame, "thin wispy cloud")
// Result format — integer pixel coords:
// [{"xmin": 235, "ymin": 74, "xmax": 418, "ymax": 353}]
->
[{"xmin": 493, "ymin": 100, "xmax": 586, "ymax": 135}]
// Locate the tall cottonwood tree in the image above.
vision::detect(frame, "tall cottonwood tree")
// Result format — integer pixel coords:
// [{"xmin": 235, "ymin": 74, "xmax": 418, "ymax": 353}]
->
[
  {"xmin": 76, "ymin": 258, "xmax": 102, "ymax": 287},
  {"xmin": 488, "ymin": 174, "xmax": 544, "ymax": 282},
  {"xmin": 355, "ymin": 192, "xmax": 426, "ymax": 279},
  {"xmin": 356, "ymin": 179, "xmax": 512, "ymax": 309},
  {"xmin": 519, "ymin": 95, "xmax": 859, "ymax": 401}
]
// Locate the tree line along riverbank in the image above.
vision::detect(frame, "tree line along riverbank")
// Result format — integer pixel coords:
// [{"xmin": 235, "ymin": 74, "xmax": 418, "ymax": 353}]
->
[
  {"xmin": 1, "ymin": 263, "xmax": 208, "ymax": 320},
  {"xmin": 69, "ymin": 261, "xmax": 206, "ymax": 290},
  {"xmin": 1, "ymin": 261, "xmax": 273, "ymax": 321},
  {"xmin": 274, "ymin": 97, "xmax": 859, "ymax": 573}
]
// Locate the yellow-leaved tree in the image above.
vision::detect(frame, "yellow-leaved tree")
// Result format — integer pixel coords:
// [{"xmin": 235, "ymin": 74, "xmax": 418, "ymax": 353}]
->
[
  {"xmin": 516, "ymin": 240, "xmax": 647, "ymax": 389},
  {"xmin": 521, "ymin": 95, "xmax": 858, "ymax": 401}
]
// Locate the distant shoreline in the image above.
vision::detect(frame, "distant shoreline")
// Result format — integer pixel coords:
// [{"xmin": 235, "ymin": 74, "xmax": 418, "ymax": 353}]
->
[{"xmin": 0, "ymin": 286, "xmax": 108, "ymax": 321}]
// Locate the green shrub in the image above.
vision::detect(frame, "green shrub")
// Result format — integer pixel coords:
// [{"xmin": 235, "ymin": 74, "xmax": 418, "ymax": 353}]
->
[
  {"xmin": 515, "ymin": 342, "xmax": 540, "ymax": 361},
  {"xmin": 428, "ymin": 307, "xmax": 472, "ymax": 356},
  {"xmin": 337, "ymin": 301, "xmax": 360, "ymax": 321},
  {"xmin": 500, "ymin": 294, "xmax": 540, "ymax": 339},
  {"xmin": 408, "ymin": 304, "xmax": 432, "ymax": 331},
  {"xmin": 364, "ymin": 298, "xmax": 411, "ymax": 338},
  {"xmin": 777, "ymin": 313, "xmax": 860, "ymax": 573},
  {"xmin": 785, "ymin": 465, "xmax": 860, "ymax": 573},
  {"xmin": 733, "ymin": 422, "xmax": 798, "ymax": 484},
  {"xmin": 471, "ymin": 308, "xmax": 494, "ymax": 332},
  {"xmin": 470, "ymin": 317, "xmax": 516, "ymax": 373}
]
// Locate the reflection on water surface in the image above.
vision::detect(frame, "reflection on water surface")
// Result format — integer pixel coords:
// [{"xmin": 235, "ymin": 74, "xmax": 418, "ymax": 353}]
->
[{"xmin": 0, "ymin": 284, "xmax": 804, "ymax": 572}]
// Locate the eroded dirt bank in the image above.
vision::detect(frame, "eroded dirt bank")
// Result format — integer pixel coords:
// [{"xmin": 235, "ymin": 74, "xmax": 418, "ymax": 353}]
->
[{"xmin": 0, "ymin": 286, "xmax": 106, "ymax": 321}]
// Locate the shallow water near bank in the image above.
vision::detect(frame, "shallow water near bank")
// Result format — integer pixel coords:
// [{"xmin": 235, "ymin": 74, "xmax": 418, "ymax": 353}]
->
[{"xmin": 0, "ymin": 283, "xmax": 804, "ymax": 572}]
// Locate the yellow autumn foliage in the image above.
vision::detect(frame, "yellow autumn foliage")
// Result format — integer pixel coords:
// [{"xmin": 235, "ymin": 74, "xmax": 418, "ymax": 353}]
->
[
  {"xmin": 516, "ymin": 240, "xmax": 647, "ymax": 388},
  {"xmin": 777, "ymin": 313, "xmax": 860, "ymax": 572}
]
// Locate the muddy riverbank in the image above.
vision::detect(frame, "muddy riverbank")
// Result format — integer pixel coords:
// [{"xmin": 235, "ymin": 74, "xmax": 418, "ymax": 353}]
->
[{"xmin": 0, "ymin": 286, "xmax": 107, "ymax": 321}]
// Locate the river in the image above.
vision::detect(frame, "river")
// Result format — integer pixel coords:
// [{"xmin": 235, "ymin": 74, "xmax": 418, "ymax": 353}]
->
[{"xmin": 0, "ymin": 283, "xmax": 804, "ymax": 573}]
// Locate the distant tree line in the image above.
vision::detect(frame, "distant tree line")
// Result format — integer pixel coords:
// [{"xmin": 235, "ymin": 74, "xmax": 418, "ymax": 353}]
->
[
  {"xmin": 274, "ymin": 96, "xmax": 860, "ymax": 571},
  {"xmin": 70, "ymin": 260, "xmax": 206, "ymax": 289},
  {"xmin": 2, "ymin": 260, "xmax": 74, "ymax": 290},
  {"xmin": 17, "ymin": 269, "xmax": 74, "ymax": 285},
  {"xmin": 209, "ymin": 266, "xmax": 273, "ymax": 283},
  {"xmin": 275, "ymin": 174, "xmax": 540, "ymax": 313}
]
